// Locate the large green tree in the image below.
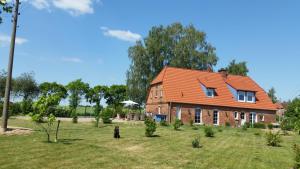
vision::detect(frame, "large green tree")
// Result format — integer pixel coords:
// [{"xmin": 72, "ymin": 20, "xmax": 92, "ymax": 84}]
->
[
  {"xmin": 66, "ymin": 79, "xmax": 89, "ymax": 122},
  {"xmin": 105, "ymin": 85, "xmax": 127, "ymax": 116},
  {"xmin": 87, "ymin": 85, "xmax": 108, "ymax": 127},
  {"xmin": 284, "ymin": 98, "xmax": 300, "ymax": 134},
  {"xmin": 268, "ymin": 87, "xmax": 278, "ymax": 104},
  {"xmin": 39, "ymin": 82, "xmax": 68, "ymax": 99},
  {"xmin": 11, "ymin": 72, "xmax": 39, "ymax": 114},
  {"xmin": 0, "ymin": 70, "xmax": 8, "ymax": 99},
  {"xmin": 225, "ymin": 59, "xmax": 249, "ymax": 76},
  {"xmin": 127, "ymin": 23, "xmax": 218, "ymax": 105}
]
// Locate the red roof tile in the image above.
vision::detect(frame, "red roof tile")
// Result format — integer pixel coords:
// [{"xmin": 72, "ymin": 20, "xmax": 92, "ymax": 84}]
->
[{"xmin": 150, "ymin": 67, "xmax": 277, "ymax": 111}]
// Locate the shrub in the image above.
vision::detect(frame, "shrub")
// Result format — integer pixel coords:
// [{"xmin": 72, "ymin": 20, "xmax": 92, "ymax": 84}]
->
[
  {"xmin": 173, "ymin": 118, "xmax": 182, "ymax": 130},
  {"xmin": 254, "ymin": 132, "xmax": 261, "ymax": 136},
  {"xmin": 244, "ymin": 122, "xmax": 250, "ymax": 128},
  {"xmin": 218, "ymin": 128, "xmax": 223, "ymax": 132},
  {"xmin": 267, "ymin": 123, "xmax": 273, "ymax": 130},
  {"xmin": 71, "ymin": 109, "xmax": 78, "ymax": 123},
  {"xmin": 242, "ymin": 124, "xmax": 248, "ymax": 131},
  {"xmin": 225, "ymin": 122, "xmax": 231, "ymax": 127},
  {"xmin": 281, "ymin": 118, "xmax": 294, "ymax": 135},
  {"xmin": 253, "ymin": 122, "xmax": 266, "ymax": 129},
  {"xmin": 144, "ymin": 117, "xmax": 156, "ymax": 137},
  {"xmin": 192, "ymin": 136, "xmax": 202, "ymax": 148},
  {"xmin": 204, "ymin": 126, "xmax": 215, "ymax": 137},
  {"xmin": 192, "ymin": 125, "xmax": 199, "ymax": 130},
  {"xmin": 189, "ymin": 119, "xmax": 194, "ymax": 126},
  {"xmin": 160, "ymin": 120, "xmax": 168, "ymax": 126},
  {"xmin": 265, "ymin": 131, "xmax": 281, "ymax": 147},
  {"xmin": 102, "ymin": 108, "xmax": 112, "ymax": 124},
  {"xmin": 293, "ymin": 144, "xmax": 300, "ymax": 169}
]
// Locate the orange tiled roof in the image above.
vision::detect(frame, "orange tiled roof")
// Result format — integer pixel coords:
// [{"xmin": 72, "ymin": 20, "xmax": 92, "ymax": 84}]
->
[{"xmin": 150, "ymin": 67, "xmax": 277, "ymax": 111}]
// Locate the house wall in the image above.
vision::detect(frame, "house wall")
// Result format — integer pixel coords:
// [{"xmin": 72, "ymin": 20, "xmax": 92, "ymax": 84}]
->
[{"xmin": 146, "ymin": 102, "xmax": 276, "ymax": 126}]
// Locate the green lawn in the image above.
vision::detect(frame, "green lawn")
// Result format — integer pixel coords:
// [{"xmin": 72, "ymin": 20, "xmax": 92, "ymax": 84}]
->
[{"xmin": 0, "ymin": 118, "xmax": 299, "ymax": 169}]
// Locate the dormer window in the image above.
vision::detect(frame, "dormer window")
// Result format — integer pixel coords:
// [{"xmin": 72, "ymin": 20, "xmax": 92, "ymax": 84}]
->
[
  {"xmin": 246, "ymin": 92, "xmax": 255, "ymax": 103},
  {"xmin": 207, "ymin": 88, "xmax": 215, "ymax": 97},
  {"xmin": 238, "ymin": 91, "xmax": 245, "ymax": 102},
  {"xmin": 238, "ymin": 91, "xmax": 255, "ymax": 103}
]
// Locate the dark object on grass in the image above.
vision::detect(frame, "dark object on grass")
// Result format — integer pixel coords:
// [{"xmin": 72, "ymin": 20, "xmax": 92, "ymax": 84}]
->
[{"xmin": 114, "ymin": 126, "xmax": 120, "ymax": 139}]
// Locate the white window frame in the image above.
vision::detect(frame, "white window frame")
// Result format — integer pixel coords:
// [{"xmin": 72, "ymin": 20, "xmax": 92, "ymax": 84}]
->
[
  {"xmin": 213, "ymin": 110, "xmax": 219, "ymax": 125},
  {"xmin": 194, "ymin": 108, "xmax": 202, "ymax": 124},
  {"xmin": 234, "ymin": 111, "xmax": 239, "ymax": 120},
  {"xmin": 160, "ymin": 90, "xmax": 163, "ymax": 98},
  {"xmin": 238, "ymin": 91, "xmax": 246, "ymax": 102},
  {"xmin": 158, "ymin": 106, "xmax": 161, "ymax": 114},
  {"xmin": 207, "ymin": 88, "xmax": 215, "ymax": 98},
  {"xmin": 246, "ymin": 92, "xmax": 255, "ymax": 103}
]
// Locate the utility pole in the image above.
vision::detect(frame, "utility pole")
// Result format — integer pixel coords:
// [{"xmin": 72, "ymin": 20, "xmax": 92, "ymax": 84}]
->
[{"xmin": 1, "ymin": 0, "xmax": 20, "ymax": 132}]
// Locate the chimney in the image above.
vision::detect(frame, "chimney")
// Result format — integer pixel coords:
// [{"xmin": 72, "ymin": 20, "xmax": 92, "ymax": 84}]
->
[{"xmin": 218, "ymin": 68, "xmax": 228, "ymax": 79}]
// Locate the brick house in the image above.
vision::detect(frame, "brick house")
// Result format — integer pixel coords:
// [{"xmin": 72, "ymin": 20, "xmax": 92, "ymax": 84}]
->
[{"xmin": 145, "ymin": 67, "xmax": 277, "ymax": 126}]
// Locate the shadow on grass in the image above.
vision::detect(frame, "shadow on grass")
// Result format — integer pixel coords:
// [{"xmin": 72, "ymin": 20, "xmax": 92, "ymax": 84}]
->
[
  {"xmin": 147, "ymin": 134, "xmax": 160, "ymax": 138},
  {"xmin": 59, "ymin": 138, "xmax": 84, "ymax": 145}
]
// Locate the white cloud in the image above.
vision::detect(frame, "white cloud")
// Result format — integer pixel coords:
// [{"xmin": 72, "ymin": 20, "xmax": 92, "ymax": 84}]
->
[
  {"xmin": 101, "ymin": 27, "xmax": 142, "ymax": 42},
  {"xmin": 0, "ymin": 34, "xmax": 28, "ymax": 47},
  {"xmin": 61, "ymin": 57, "xmax": 82, "ymax": 63},
  {"xmin": 53, "ymin": 0, "xmax": 94, "ymax": 16},
  {"xmin": 24, "ymin": 0, "xmax": 99, "ymax": 16},
  {"xmin": 30, "ymin": 0, "xmax": 50, "ymax": 10}
]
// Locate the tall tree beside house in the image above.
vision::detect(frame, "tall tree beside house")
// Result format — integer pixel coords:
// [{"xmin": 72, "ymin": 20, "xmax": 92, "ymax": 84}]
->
[
  {"xmin": 105, "ymin": 85, "xmax": 128, "ymax": 116},
  {"xmin": 13, "ymin": 72, "xmax": 39, "ymax": 114},
  {"xmin": 66, "ymin": 79, "xmax": 89, "ymax": 123},
  {"xmin": 284, "ymin": 98, "xmax": 300, "ymax": 134},
  {"xmin": 225, "ymin": 59, "xmax": 249, "ymax": 76},
  {"xmin": 87, "ymin": 85, "xmax": 108, "ymax": 127},
  {"xmin": 268, "ymin": 87, "xmax": 278, "ymax": 103},
  {"xmin": 127, "ymin": 22, "xmax": 218, "ymax": 105}
]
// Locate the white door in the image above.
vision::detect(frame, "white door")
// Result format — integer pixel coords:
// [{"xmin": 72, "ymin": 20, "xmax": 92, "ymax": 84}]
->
[{"xmin": 240, "ymin": 112, "xmax": 246, "ymax": 126}]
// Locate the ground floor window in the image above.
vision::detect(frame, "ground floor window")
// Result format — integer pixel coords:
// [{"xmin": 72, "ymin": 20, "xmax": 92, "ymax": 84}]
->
[
  {"xmin": 213, "ymin": 110, "xmax": 219, "ymax": 125},
  {"xmin": 234, "ymin": 112, "xmax": 238, "ymax": 119},
  {"xmin": 249, "ymin": 112, "xmax": 257, "ymax": 124},
  {"xmin": 195, "ymin": 108, "xmax": 202, "ymax": 123},
  {"xmin": 176, "ymin": 106, "xmax": 181, "ymax": 120}
]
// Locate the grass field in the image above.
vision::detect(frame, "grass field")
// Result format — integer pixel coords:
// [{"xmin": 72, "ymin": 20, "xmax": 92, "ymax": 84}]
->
[{"xmin": 0, "ymin": 118, "xmax": 299, "ymax": 169}]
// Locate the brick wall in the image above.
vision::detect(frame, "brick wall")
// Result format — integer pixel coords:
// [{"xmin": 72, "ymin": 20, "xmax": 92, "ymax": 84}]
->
[{"xmin": 146, "ymin": 102, "xmax": 276, "ymax": 126}]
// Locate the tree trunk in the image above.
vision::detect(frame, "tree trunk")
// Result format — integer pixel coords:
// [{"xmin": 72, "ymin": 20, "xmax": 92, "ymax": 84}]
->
[{"xmin": 55, "ymin": 120, "xmax": 61, "ymax": 142}]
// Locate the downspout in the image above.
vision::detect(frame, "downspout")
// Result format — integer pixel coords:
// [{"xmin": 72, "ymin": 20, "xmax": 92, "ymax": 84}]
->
[{"xmin": 168, "ymin": 102, "xmax": 172, "ymax": 124}]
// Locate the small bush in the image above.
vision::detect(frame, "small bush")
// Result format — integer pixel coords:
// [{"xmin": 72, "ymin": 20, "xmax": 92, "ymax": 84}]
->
[
  {"xmin": 268, "ymin": 123, "xmax": 273, "ymax": 130},
  {"xmin": 244, "ymin": 122, "xmax": 250, "ymax": 128},
  {"xmin": 144, "ymin": 117, "xmax": 157, "ymax": 137},
  {"xmin": 102, "ymin": 108, "xmax": 112, "ymax": 124},
  {"xmin": 189, "ymin": 119, "xmax": 194, "ymax": 126},
  {"xmin": 265, "ymin": 131, "xmax": 281, "ymax": 147},
  {"xmin": 160, "ymin": 120, "xmax": 168, "ymax": 126},
  {"xmin": 173, "ymin": 118, "xmax": 182, "ymax": 130},
  {"xmin": 253, "ymin": 122, "xmax": 266, "ymax": 129},
  {"xmin": 204, "ymin": 126, "xmax": 215, "ymax": 137},
  {"xmin": 218, "ymin": 128, "xmax": 223, "ymax": 132},
  {"xmin": 225, "ymin": 122, "xmax": 231, "ymax": 127},
  {"xmin": 192, "ymin": 125, "xmax": 199, "ymax": 130},
  {"xmin": 293, "ymin": 144, "xmax": 300, "ymax": 169},
  {"xmin": 281, "ymin": 118, "xmax": 294, "ymax": 135},
  {"xmin": 242, "ymin": 124, "xmax": 248, "ymax": 131},
  {"xmin": 192, "ymin": 136, "xmax": 202, "ymax": 148},
  {"xmin": 71, "ymin": 109, "xmax": 78, "ymax": 123}
]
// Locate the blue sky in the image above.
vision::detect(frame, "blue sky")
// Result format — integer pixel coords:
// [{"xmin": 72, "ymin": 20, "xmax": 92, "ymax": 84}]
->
[{"xmin": 0, "ymin": 0, "xmax": 299, "ymax": 101}]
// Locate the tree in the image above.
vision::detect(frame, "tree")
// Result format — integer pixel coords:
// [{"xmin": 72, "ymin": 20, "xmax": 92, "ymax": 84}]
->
[
  {"xmin": 0, "ymin": 70, "xmax": 8, "ymax": 100},
  {"xmin": 39, "ymin": 82, "xmax": 68, "ymax": 99},
  {"xmin": 87, "ymin": 85, "xmax": 108, "ymax": 127},
  {"xmin": 268, "ymin": 87, "xmax": 278, "ymax": 103},
  {"xmin": 105, "ymin": 85, "xmax": 127, "ymax": 116},
  {"xmin": 0, "ymin": 0, "xmax": 12, "ymax": 24},
  {"xmin": 31, "ymin": 90, "xmax": 65, "ymax": 142},
  {"xmin": 13, "ymin": 72, "xmax": 39, "ymax": 114},
  {"xmin": 66, "ymin": 79, "xmax": 89, "ymax": 123},
  {"xmin": 225, "ymin": 59, "xmax": 249, "ymax": 76},
  {"xmin": 285, "ymin": 98, "xmax": 300, "ymax": 134},
  {"xmin": 127, "ymin": 23, "xmax": 218, "ymax": 105}
]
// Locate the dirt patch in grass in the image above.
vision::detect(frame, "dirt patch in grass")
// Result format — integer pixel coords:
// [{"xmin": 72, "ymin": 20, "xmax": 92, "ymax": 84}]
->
[
  {"xmin": 0, "ymin": 126, "xmax": 33, "ymax": 136},
  {"xmin": 124, "ymin": 145, "xmax": 144, "ymax": 153}
]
